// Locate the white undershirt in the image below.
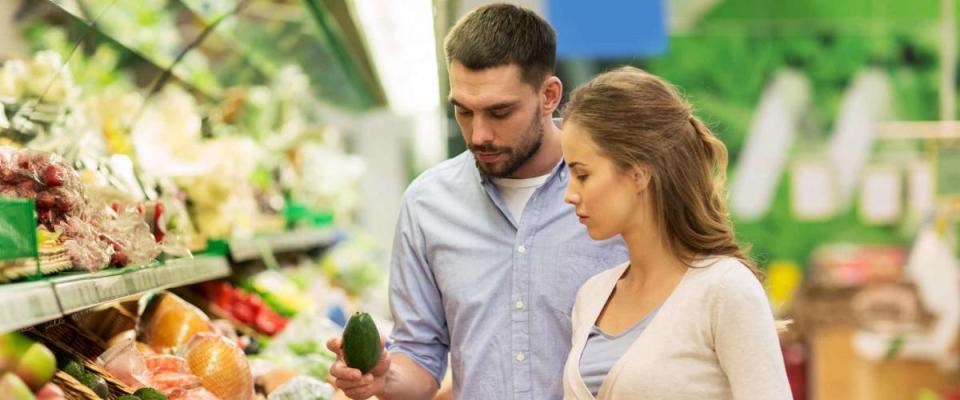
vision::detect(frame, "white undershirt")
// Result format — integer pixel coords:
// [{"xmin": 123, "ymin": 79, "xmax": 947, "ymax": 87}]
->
[{"xmin": 493, "ymin": 168, "xmax": 554, "ymax": 222}]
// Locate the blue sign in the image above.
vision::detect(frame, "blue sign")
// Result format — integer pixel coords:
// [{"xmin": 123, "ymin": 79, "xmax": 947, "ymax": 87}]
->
[{"xmin": 548, "ymin": 0, "xmax": 667, "ymax": 59}]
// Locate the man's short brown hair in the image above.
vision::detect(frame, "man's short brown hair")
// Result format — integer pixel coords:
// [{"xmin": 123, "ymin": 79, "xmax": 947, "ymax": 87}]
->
[{"xmin": 444, "ymin": 4, "xmax": 557, "ymax": 88}]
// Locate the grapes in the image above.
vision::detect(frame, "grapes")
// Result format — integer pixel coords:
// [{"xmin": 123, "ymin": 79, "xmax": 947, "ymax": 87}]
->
[
  {"xmin": 42, "ymin": 165, "xmax": 64, "ymax": 187},
  {"xmin": 35, "ymin": 191, "xmax": 56, "ymax": 209}
]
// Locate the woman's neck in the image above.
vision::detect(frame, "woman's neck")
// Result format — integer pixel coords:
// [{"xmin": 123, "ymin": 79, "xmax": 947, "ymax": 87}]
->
[{"xmin": 620, "ymin": 224, "xmax": 687, "ymax": 290}]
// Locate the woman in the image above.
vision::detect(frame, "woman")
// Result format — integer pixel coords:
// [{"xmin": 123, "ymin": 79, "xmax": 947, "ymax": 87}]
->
[{"xmin": 560, "ymin": 67, "xmax": 792, "ymax": 399}]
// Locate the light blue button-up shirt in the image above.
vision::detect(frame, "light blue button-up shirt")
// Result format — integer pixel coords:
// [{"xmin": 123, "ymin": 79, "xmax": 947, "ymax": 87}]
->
[{"xmin": 388, "ymin": 150, "xmax": 628, "ymax": 400}]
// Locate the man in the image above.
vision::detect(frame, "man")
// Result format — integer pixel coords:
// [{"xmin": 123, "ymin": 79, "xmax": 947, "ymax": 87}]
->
[{"xmin": 327, "ymin": 4, "xmax": 627, "ymax": 399}]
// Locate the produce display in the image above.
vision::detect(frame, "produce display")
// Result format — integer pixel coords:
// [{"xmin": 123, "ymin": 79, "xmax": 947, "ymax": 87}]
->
[
  {"xmin": 0, "ymin": 2, "xmax": 391, "ymax": 400},
  {"xmin": 0, "ymin": 146, "xmax": 164, "ymax": 275},
  {"xmin": 203, "ymin": 281, "xmax": 288, "ymax": 336}
]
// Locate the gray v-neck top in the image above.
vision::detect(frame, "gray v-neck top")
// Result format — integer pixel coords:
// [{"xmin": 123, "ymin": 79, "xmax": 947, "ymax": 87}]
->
[{"xmin": 579, "ymin": 306, "xmax": 661, "ymax": 397}]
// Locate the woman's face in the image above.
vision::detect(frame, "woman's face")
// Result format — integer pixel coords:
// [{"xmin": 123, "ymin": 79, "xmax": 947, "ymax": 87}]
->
[{"xmin": 562, "ymin": 121, "xmax": 649, "ymax": 240}]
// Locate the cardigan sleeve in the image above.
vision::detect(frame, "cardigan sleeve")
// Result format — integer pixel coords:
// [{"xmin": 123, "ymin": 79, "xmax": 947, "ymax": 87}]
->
[{"xmin": 712, "ymin": 264, "xmax": 794, "ymax": 400}]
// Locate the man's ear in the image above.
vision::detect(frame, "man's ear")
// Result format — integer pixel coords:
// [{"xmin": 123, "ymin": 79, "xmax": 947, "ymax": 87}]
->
[{"xmin": 541, "ymin": 76, "xmax": 563, "ymax": 116}]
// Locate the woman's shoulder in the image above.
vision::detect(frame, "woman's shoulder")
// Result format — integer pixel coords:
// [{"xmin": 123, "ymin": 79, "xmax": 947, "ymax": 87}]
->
[{"xmin": 686, "ymin": 256, "xmax": 764, "ymax": 295}]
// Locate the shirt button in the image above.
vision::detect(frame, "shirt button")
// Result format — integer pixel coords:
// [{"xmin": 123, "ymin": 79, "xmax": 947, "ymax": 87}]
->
[
  {"xmin": 516, "ymin": 352, "xmax": 526, "ymax": 362},
  {"xmin": 517, "ymin": 245, "xmax": 527, "ymax": 254},
  {"xmin": 515, "ymin": 299, "xmax": 525, "ymax": 310}
]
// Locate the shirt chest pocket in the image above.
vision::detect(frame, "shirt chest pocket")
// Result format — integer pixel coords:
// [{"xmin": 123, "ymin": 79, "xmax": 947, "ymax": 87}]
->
[{"xmin": 429, "ymin": 243, "xmax": 512, "ymax": 310}]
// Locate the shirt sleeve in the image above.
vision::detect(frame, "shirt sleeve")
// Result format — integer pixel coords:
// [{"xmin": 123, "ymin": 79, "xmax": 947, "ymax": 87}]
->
[
  {"xmin": 713, "ymin": 265, "xmax": 794, "ymax": 400},
  {"xmin": 386, "ymin": 193, "xmax": 449, "ymax": 385}
]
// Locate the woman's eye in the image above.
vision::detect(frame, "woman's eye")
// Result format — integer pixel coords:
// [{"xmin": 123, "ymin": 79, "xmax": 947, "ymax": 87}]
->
[{"xmin": 576, "ymin": 175, "xmax": 588, "ymax": 182}]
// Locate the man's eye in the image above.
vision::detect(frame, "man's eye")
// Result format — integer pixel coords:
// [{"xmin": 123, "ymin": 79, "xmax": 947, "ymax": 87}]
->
[
  {"xmin": 490, "ymin": 110, "xmax": 510, "ymax": 119},
  {"xmin": 576, "ymin": 175, "xmax": 588, "ymax": 182},
  {"xmin": 456, "ymin": 107, "xmax": 472, "ymax": 116}
]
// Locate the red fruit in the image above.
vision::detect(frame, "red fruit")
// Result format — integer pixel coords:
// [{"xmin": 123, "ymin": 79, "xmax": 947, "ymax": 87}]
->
[
  {"xmin": 17, "ymin": 180, "xmax": 35, "ymax": 194},
  {"xmin": 248, "ymin": 294, "xmax": 265, "ymax": 311},
  {"xmin": 112, "ymin": 252, "xmax": 130, "ymax": 267},
  {"xmin": 231, "ymin": 300, "xmax": 256, "ymax": 324},
  {"xmin": 255, "ymin": 309, "xmax": 287, "ymax": 336},
  {"xmin": 42, "ymin": 165, "xmax": 64, "ymax": 187},
  {"xmin": 16, "ymin": 156, "xmax": 30, "ymax": 170},
  {"xmin": 36, "ymin": 191, "xmax": 56, "ymax": 210},
  {"xmin": 154, "ymin": 202, "xmax": 166, "ymax": 242}
]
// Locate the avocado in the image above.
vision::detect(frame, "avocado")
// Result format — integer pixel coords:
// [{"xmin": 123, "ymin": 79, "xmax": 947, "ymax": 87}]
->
[
  {"xmin": 79, "ymin": 373, "xmax": 108, "ymax": 399},
  {"xmin": 134, "ymin": 387, "xmax": 167, "ymax": 400},
  {"xmin": 341, "ymin": 312, "xmax": 382, "ymax": 374},
  {"xmin": 62, "ymin": 360, "xmax": 85, "ymax": 381},
  {"xmin": 117, "ymin": 396, "xmax": 141, "ymax": 400}
]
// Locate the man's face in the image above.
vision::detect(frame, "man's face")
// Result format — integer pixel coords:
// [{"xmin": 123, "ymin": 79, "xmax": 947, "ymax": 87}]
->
[{"xmin": 449, "ymin": 61, "xmax": 544, "ymax": 178}]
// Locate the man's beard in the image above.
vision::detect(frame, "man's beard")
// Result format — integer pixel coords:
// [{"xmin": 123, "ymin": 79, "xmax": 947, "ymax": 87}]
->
[{"xmin": 472, "ymin": 111, "xmax": 543, "ymax": 178}]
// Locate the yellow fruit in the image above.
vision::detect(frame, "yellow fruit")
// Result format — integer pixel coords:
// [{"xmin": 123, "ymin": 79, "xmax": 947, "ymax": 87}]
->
[
  {"xmin": 142, "ymin": 294, "xmax": 213, "ymax": 352},
  {"xmin": 184, "ymin": 333, "xmax": 254, "ymax": 400}
]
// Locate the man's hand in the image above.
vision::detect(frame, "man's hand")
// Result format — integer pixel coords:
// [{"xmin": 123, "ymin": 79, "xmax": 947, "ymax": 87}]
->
[{"xmin": 327, "ymin": 336, "xmax": 392, "ymax": 400}]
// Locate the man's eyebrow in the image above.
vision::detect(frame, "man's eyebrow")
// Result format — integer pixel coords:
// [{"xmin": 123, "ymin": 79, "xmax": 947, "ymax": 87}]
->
[
  {"xmin": 486, "ymin": 102, "xmax": 517, "ymax": 111},
  {"xmin": 448, "ymin": 99, "xmax": 518, "ymax": 112}
]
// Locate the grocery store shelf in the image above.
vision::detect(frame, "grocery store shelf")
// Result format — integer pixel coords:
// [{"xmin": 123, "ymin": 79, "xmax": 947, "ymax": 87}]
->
[
  {"xmin": 0, "ymin": 255, "xmax": 230, "ymax": 332},
  {"xmin": 229, "ymin": 228, "xmax": 341, "ymax": 262},
  {"xmin": 53, "ymin": 255, "xmax": 230, "ymax": 315},
  {"xmin": 0, "ymin": 281, "xmax": 60, "ymax": 334}
]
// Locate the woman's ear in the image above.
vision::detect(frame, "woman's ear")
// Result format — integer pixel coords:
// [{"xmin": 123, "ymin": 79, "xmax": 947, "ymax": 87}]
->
[{"xmin": 632, "ymin": 164, "xmax": 652, "ymax": 193}]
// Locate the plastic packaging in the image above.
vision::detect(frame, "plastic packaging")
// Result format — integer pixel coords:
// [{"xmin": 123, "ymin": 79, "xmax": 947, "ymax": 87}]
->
[
  {"xmin": 98, "ymin": 340, "xmax": 151, "ymax": 390},
  {"xmin": 0, "ymin": 147, "xmax": 168, "ymax": 272},
  {"xmin": 101, "ymin": 204, "xmax": 162, "ymax": 267},
  {"xmin": 267, "ymin": 376, "xmax": 334, "ymax": 400},
  {"xmin": 140, "ymin": 293, "xmax": 214, "ymax": 353},
  {"xmin": 182, "ymin": 333, "xmax": 255, "ymax": 400},
  {"xmin": 60, "ymin": 215, "xmax": 112, "ymax": 272}
]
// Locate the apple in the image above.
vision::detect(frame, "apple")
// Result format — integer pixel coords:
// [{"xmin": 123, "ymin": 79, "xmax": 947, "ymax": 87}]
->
[
  {"xmin": 12, "ymin": 342, "xmax": 56, "ymax": 390},
  {"xmin": 0, "ymin": 333, "xmax": 33, "ymax": 374},
  {"xmin": 34, "ymin": 382, "xmax": 65, "ymax": 400},
  {"xmin": 0, "ymin": 373, "xmax": 35, "ymax": 400}
]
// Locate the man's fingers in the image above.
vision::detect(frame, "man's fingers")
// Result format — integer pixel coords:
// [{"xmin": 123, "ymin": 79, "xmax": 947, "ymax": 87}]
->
[
  {"xmin": 344, "ymin": 385, "xmax": 375, "ymax": 400},
  {"xmin": 326, "ymin": 337, "xmax": 344, "ymax": 356},
  {"xmin": 330, "ymin": 360, "xmax": 363, "ymax": 381},
  {"xmin": 369, "ymin": 351, "xmax": 391, "ymax": 376},
  {"xmin": 334, "ymin": 375, "xmax": 373, "ymax": 391}
]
